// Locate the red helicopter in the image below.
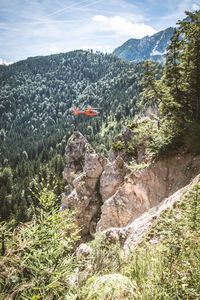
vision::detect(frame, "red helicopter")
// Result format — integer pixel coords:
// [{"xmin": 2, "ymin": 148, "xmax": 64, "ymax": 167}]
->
[{"xmin": 73, "ymin": 107, "xmax": 99, "ymax": 116}]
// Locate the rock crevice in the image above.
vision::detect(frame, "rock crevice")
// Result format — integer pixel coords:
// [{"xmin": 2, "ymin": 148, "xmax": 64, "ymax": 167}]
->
[
  {"xmin": 61, "ymin": 131, "xmax": 106, "ymax": 240},
  {"xmin": 61, "ymin": 131, "xmax": 200, "ymax": 243}
]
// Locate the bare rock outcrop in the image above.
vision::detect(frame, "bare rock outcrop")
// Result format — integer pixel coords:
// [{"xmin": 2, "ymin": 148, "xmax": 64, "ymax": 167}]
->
[
  {"xmin": 104, "ymin": 173, "xmax": 200, "ymax": 251},
  {"xmin": 61, "ymin": 131, "xmax": 200, "ymax": 246},
  {"xmin": 61, "ymin": 131, "xmax": 107, "ymax": 238},
  {"xmin": 76, "ymin": 243, "xmax": 93, "ymax": 258},
  {"xmin": 97, "ymin": 149, "xmax": 200, "ymax": 231},
  {"xmin": 100, "ymin": 156, "xmax": 127, "ymax": 202}
]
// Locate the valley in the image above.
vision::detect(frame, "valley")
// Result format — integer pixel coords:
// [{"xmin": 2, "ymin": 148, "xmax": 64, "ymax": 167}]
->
[{"xmin": 0, "ymin": 9, "xmax": 200, "ymax": 300}]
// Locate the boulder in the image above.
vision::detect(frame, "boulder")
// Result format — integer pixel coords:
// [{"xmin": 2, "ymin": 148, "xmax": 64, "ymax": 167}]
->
[{"xmin": 76, "ymin": 243, "xmax": 93, "ymax": 258}]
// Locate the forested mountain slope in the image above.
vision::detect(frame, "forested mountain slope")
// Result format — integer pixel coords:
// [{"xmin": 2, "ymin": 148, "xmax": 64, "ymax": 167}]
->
[
  {"xmin": 0, "ymin": 50, "xmax": 162, "ymax": 166},
  {"xmin": 0, "ymin": 50, "xmax": 162, "ymax": 221},
  {"xmin": 0, "ymin": 10, "xmax": 200, "ymax": 300}
]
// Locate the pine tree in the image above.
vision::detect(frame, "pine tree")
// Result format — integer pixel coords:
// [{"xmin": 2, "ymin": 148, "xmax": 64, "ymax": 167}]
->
[
  {"xmin": 164, "ymin": 28, "xmax": 183, "ymax": 109},
  {"xmin": 177, "ymin": 10, "xmax": 200, "ymax": 122},
  {"xmin": 142, "ymin": 10, "xmax": 200, "ymax": 130},
  {"xmin": 141, "ymin": 61, "xmax": 186, "ymax": 126}
]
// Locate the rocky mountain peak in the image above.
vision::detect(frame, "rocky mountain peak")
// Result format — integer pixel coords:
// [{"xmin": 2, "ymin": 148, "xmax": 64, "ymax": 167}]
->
[{"xmin": 113, "ymin": 27, "xmax": 174, "ymax": 62}]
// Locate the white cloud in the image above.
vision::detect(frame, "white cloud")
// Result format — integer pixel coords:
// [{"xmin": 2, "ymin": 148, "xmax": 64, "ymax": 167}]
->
[
  {"xmin": 93, "ymin": 15, "xmax": 157, "ymax": 38},
  {"xmin": 48, "ymin": 47, "xmax": 60, "ymax": 54},
  {"xmin": 192, "ymin": 3, "xmax": 200, "ymax": 10},
  {"xmin": 93, "ymin": 15, "xmax": 108, "ymax": 23},
  {"xmin": 0, "ymin": 57, "xmax": 13, "ymax": 65}
]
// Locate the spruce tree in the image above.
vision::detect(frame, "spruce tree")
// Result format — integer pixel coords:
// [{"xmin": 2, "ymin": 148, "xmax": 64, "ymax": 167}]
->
[
  {"xmin": 177, "ymin": 10, "xmax": 200, "ymax": 122},
  {"xmin": 142, "ymin": 10, "xmax": 200, "ymax": 130},
  {"xmin": 164, "ymin": 28, "xmax": 184, "ymax": 114},
  {"xmin": 141, "ymin": 61, "xmax": 186, "ymax": 125}
]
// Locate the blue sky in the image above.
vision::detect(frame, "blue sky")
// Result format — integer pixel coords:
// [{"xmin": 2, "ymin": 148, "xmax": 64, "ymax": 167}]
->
[{"xmin": 0, "ymin": 0, "xmax": 199, "ymax": 63}]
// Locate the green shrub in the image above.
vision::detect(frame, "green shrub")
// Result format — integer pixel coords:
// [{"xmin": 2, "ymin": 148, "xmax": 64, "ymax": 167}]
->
[
  {"xmin": 128, "ymin": 161, "xmax": 147, "ymax": 173},
  {"xmin": 0, "ymin": 180, "xmax": 80, "ymax": 299},
  {"xmin": 128, "ymin": 118, "xmax": 184, "ymax": 162},
  {"xmin": 122, "ymin": 182, "xmax": 200, "ymax": 299},
  {"xmin": 80, "ymin": 273, "xmax": 138, "ymax": 299},
  {"xmin": 129, "ymin": 122, "xmax": 139, "ymax": 129},
  {"xmin": 126, "ymin": 143, "xmax": 137, "ymax": 156},
  {"xmin": 88, "ymin": 233, "xmax": 123, "ymax": 275},
  {"xmin": 112, "ymin": 140, "xmax": 124, "ymax": 150}
]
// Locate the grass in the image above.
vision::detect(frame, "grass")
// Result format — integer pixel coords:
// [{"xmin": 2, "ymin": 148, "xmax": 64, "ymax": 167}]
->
[
  {"xmin": 1, "ymin": 180, "xmax": 200, "ymax": 299},
  {"xmin": 0, "ymin": 181, "xmax": 80, "ymax": 300},
  {"xmin": 75, "ymin": 181, "xmax": 200, "ymax": 299}
]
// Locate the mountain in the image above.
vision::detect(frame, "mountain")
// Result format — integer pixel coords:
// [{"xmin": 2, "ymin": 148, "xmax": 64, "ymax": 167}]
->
[
  {"xmin": 0, "ymin": 50, "xmax": 163, "ymax": 222},
  {"xmin": 113, "ymin": 27, "xmax": 174, "ymax": 62},
  {"xmin": 1, "ymin": 10, "xmax": 200, "ymax": 300},
  {"xmin": 0, "ymin": 50, "xmax": 151, "ymax": 166}
]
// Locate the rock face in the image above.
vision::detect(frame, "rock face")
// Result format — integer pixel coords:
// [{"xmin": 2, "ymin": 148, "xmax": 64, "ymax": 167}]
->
[
  {"xmin": 62, "ymin": 131, "xmax": 200, "ymax": 243},
  {"xmin": 104, "ymin": 174, "xmax": 200, "ymax": 251},
  {"xmin": 61, "ymin": 131, "xmax": 107, "ymax": 238},
  {"xmin": 113, "ymin": 27, "xmax": 174, "ymax": 63},
  {"xmin": 100, "ymin": 156, "xmax": 127, "ymax": 202},
  {"xmin": 97, "ymin": 150, "xmax": 200, "ymax": 231}
]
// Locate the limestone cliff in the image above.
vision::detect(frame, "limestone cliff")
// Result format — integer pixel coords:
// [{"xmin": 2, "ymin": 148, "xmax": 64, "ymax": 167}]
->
[
  {"xmin": 104, "ymin": 173, "xmax": 200, "ymax": 251},
  {"xmin": 61, "ymin": 131, "xmax": 107, "ymax": 239},
  {"xmin": 97, "ymin": 149, "xmax": 200, "ymax": 232},
  {"xmin": 61, "ymin": 130, "xmax": 200, "ymax": 245}
]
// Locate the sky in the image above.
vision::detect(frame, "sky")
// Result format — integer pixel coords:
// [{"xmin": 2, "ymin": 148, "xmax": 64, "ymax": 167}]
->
[{"xmin": 0, "ymin": 0, "xmax": 199, "ymax": 64}]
